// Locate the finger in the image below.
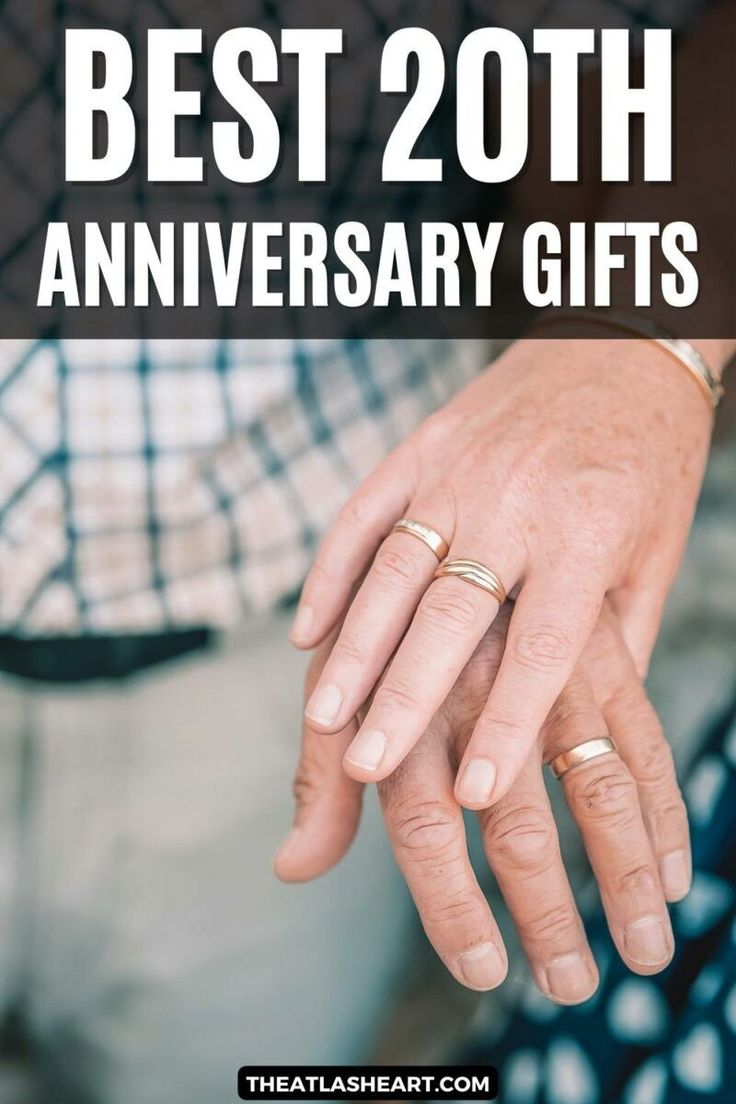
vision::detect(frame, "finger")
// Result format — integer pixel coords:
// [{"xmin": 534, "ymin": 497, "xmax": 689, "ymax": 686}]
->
[
  {"xmin": 548, "ymin": 684, "xmax": 675, "ymax": 976},
  {"xmin": 342, "ymin": 548, "xmax": 521, "ymax": 782},
  {"xmin": 610, "ymin": 581, "xmax": 668, "ymax": 679},
  {"xmin": 480, "ymin": 758, "xmax": 598, "ymax": 1005},
  {"xmin": 578, "ymin": 607, "xmax": 692, "ymax": 903},
  {"xmin": 304, "ymin": 495, "xmax": 454, "ymax": 733},
  {"xmin": 605, "ymin": 678, "xmax": 691, "ymax": 903},
  {"xmin": 274, "ymin": 648, "xmax": 364, "ymax": 883},
  {"xmin": 290, "ymin": 448, "xmax": 417, "ymax": 649},
  {"xmin": 273, "ymin": 713, "xmax": 363, "ymax": 882},
  {"xmin": 455, "ymin": 569, "xmax": 604, "ymax": 809},
  {"xmin": 379, "ymin": 733, "xmax": 508, "ymax": 992}
]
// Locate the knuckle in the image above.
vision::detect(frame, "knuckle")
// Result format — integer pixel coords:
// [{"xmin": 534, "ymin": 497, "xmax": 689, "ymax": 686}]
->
[
  {"xmin": 617, "ymin": 863, "xmax": 660, "ymax": 899},
  {"xmin": 568, "ymin": 763, "xmax": 638, "ymax": 824},
  {"xmin": 485, "ymin": 804, "xmax": 556, "ymax": 873},
  {"xmin": 337, "ymin": 495, "xmax": 372, "ymax": 533},
  {"xmin": 423, "ymin": 891, "xmax": 480, "ymax": 927},
  {"xmin": 417, "ymin": 409, "xmax": 453, "ymax": 447},
  {"xmin": 420, "ymin": 586, "xmax": 482, "ymax": 636},
  {"xmin": 648, "ymin": 793, "xmax": 689, "ymax": 837},
  {"xmin": 609, "ymin": 680, "xmax": 646, "ymax": 714},
  {"xmin": 390, "ymin": 797, "xmax": 459, "ymax": 859},
  {"xmin": 636, "ymin": 734, "xmax": 677, "ymax": 788},
  {"xmin": 373, "ymin": 678, "xmax": 422, "ymax": 715},
  {"xmin": 330, "ymin": 632, "xmax": 368, "ymax": 667},
  {"xmin": 607, "ymin": 682, "xmax": 652, "ymax": 729},
  {"xmin": 510, "ymin": 625, "xmax": 575, "ymax": 675},
  {"xmin": 544, "ymin": 685, "xmax": 597, "ymax": 748},
  {"xmin": 292, "ymin": 761, "xmax": 320, "ymax": 810},
  {"xmin": 478, "ymin": 710, "xmax": 528, "ymax": 744},
  {"xmin": 518, "ymin": 901, "xmax": 579, "ymax": 946},
  {"xmin": 559, "ymin": 518, "xmax": 617, "ymax": 565},
  {"xmin": 372, "ymin": 545, "xmax": 423, "ymax": 590}
]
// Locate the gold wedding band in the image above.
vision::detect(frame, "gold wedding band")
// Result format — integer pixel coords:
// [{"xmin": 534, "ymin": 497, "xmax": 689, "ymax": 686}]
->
[
  {"xmin": 392, "ymin": 518, "xmax": 450, "ymax": 562},
  {"xmin": 434, "ymin": 559, "xmax": 507, "ymax": 605},
  {"xmin": 549, "ymin": 737, "xmax": 618, "ymax": 781}
]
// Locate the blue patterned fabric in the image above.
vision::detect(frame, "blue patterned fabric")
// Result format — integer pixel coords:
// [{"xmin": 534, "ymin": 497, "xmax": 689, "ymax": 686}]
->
[
  {"xmin": 0, "ymin": 337, "xmax": 490, "ymax": 633},
  {"xmin": 461, "ymin": 691, "xmax": 736, "ymax": 1103}
]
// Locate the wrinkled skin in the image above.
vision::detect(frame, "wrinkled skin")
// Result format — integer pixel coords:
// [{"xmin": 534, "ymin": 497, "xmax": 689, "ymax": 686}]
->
[
  {"xmin": 293, "ymin": 339, "xmax": 712, "ymax": 813},
  {"xmin": 276, "ymin": 603, "xmax": 690, "ymax": 1003}
]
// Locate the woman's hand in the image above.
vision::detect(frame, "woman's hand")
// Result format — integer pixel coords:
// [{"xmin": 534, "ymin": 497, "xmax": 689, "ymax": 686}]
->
[
  {"xmin": 275, "ymin": 605, "xmax": 690, "ymax": 1001},
  {"xmin": 290, "ymin": 338, "xmax": 712, "ymax": 809}
]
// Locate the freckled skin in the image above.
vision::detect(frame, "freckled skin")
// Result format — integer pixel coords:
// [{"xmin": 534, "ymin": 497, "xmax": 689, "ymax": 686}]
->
[
  {"xmin": 278, "ymin": 332, "xmax": 721, "ymax": 991},
  {"xmin": 294, "ymin": 336, "xmax": 714, "ymax": 815}
]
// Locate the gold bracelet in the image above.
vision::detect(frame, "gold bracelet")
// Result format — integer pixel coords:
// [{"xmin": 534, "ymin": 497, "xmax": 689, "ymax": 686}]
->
[{"xmin": 530, "ymin": 310, "xmax": 724, "ymax": 413}]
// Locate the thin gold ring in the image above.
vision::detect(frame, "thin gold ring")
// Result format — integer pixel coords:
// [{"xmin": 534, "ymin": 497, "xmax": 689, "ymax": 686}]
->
[
  {"xmin": 392, "ymin": 518, "xmax": 450, "ymax": 562},
  {"xmin": 434, "ymin": 559, "xmax": 507, "ymax": 604},
  {"xmin": 549, "ymin": 737, "xmax": 618, "ymax": 781}
]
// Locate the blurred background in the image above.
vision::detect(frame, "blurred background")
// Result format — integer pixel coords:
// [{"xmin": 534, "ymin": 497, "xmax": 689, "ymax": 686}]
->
[
  {"xmin": 0, "ymin": 0, "xmax": 733, "ymax": 1098},
  {"xmin": 0, "ymin": 391, "xmax": 732, "ymax": 1103}
]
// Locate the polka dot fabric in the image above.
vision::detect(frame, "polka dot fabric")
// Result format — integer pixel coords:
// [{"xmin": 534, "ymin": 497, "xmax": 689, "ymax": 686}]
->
[{"xmin": 460, "ymin": 689, "xmax": 736, "ymax": 1103}]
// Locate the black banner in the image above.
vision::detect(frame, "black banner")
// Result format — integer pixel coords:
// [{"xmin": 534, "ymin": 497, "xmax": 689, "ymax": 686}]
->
[
  {"xmin": 237, "ymin": 1065, "xmax": 499, "ymax": 1101},
  {"xmin": 1, "ymin": 0, "xmax": 734, "ymax": 338}
]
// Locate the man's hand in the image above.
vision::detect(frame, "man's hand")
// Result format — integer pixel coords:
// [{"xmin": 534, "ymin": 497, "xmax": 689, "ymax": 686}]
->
[
  {"xmin": 274, "ymin": 605, "xmax": 690, "ymax": 1003},
  {"xmin": 289, "ymin": 338, "xmax": 715, "ymax": 810}
]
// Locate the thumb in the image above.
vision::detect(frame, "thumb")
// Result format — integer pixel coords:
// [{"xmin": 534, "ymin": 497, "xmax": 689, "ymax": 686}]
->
[
  {"xmin": 273, "ymin": 713, "xmax": 364, "ymax": 882},
  {"xmin": 273, "ymin": 633, "xmax": 364, "ymax": 882}
]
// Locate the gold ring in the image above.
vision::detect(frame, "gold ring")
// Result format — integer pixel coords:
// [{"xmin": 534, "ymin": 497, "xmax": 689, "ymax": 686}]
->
[
  {"xmin": 434, "ymin": 559, "xmax": 507, "ymax": 604},
  {"xmin": 392, "ymin": 518, "xmax": 450, "ymax": 562},
  {"xmin": 549, "ymin": 737, "xmax": 618, "ymax": 781}
]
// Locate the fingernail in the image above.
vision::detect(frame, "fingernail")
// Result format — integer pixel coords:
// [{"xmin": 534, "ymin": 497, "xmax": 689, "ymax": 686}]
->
[
  {"xmin": 305, "ymin": 683, "xmax": 343, "ymax": 726},
  {"xmin": 458, "ymin": 942, "xmax": 506, "ymax": 991},
  {"xmin": 344, "ymin": 729, "xmax": 386, "ymax": 773},
  {"xmin": 457, "ymin": 759, "xmax": 496, "ymax": 805},
  {"xmin": 660, "ymin": 850, "xmax": 691, "ymax": 900},
  {"xmin": 545, "ymin": 953, "xmax": 597, "ymax": 1004},
  {"xmin": 624, "ymin": 916, "xmax": 672, "ymax": 967},
  {"xmin": 291, "ymin": 605, "xmax": 314, "ymax": 644}
]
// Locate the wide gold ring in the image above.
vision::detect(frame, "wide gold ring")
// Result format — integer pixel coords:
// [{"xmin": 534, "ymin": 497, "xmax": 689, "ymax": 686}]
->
[
  {"xmin": 549, "ymin": 737, "xmax": 618, "ymax": 781},
  {"xmin": 392, "ymin": 518, "xmax": 450, "ymax": 562},
  {"xmin": 434, "ymin": 559, "xmax": 507, "ymax": 605}
]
